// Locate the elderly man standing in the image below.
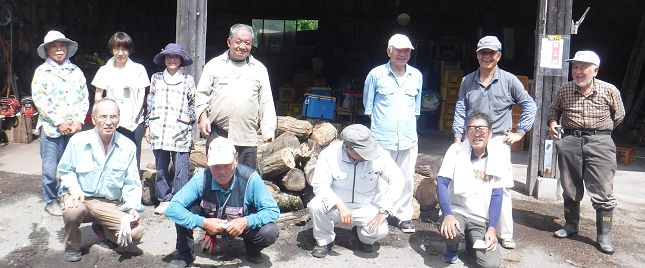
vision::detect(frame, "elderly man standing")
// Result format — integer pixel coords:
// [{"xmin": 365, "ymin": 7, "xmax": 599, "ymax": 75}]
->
[
  {"xmin": 196, "ymin": 23, "xmax": 276, "ymax": 170},
  {"xmin": 58, "ymin": 98, "xmax": 145, "ymax": 262},
  {"xmin": 165, "ymin": 137, "xmax": 279, "ymax": 267},
  {"xmin": 548, "ymin": 51, "xmax": 625, "ymax": 255},
  {"xmin": 363, "ymin": 34, "xmax": 422, "ymax": 233},
  {"xmin": 437, "ymin": 111, "xmax": 513, "ymax": 268},
  {"xmin": 452, "ymin": 36, "xmax": 537, "ymax": 249},
  {"xmin": 308, "ymin": 124, "xmax": 403, "ymax": 258}
]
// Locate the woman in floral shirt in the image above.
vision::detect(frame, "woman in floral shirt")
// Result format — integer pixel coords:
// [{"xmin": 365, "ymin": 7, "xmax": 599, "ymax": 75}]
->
[{"xmin": 31, "ymin": 30, "xmax": 89, "ymax": 216}]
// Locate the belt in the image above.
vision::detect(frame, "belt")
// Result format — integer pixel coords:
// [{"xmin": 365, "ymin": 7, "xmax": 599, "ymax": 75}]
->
[{"xmin": 562, "ymin": 129, "xmax": 611, "ymax": 137}]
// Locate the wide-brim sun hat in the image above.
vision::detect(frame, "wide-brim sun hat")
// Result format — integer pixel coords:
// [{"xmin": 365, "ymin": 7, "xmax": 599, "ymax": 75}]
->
[
  {"xmin": 37, "ymin": 30, "xmax": 78, "ymax": 60},
  {"xmin": 153, "ymin": 43, "xmax": 193, "ymax": 67}
]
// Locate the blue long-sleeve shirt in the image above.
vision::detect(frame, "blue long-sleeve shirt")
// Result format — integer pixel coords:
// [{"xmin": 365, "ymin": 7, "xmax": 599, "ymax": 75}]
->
[
  {"xmin": 363, "ymin": 61, "xmax": 423, "ymax": 150},
  {"xmin": 453, "ymin": 67, "xmax": 537, "ymax": 138},
  {"xmin": 165, "ymin": 168, "xmax": 280, "ymax": 230}
]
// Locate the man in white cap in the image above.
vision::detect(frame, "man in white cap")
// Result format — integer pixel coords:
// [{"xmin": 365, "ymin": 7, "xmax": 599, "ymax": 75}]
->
[
  {"xmin": 452, "ymin": 36, "xmax": 537, "ymax": 249},
  {"xmin": 548, "ymin": 51, "xmax": 624, "ymax": 255},
  {"xmin": 308, "ymin": 124, "xmax": 404, "ymax": 258},
  {"xmin": 363, "ymin": 34, "xmax": 422, "ymax": 233},
  {"xmin": 165, "ymin": 137, "xmax": 279, "ymax": 267}
]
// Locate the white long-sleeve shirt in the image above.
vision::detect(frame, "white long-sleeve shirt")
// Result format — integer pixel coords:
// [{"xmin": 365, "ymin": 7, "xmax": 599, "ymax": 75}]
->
[
  {"xmin": 195, "ymin": 51, "xmax": 276, "ymax": 146},
  {"xmin": 311, "ymin": 142, "xmax": 404, "ymax": 213}
]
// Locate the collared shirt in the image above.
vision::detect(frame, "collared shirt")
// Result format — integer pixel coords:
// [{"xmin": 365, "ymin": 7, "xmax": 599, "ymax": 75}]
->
[
  {"xmin": 195, "ymin": 51, "xmax": 276, "ymax": 146},
  {"xmin": 548, "ymin": 79, "xmax": 625, "ymax": 131},
  {"xmin": 311, "ymin": 142, "xmax": 404, "ymax": 213},
  {"xmin": 146, "ymin": 69, "xmax": 196, "ymax": 152},
  {"xmin": 92, "ymin": 57, "xmax": 150, "ymax": 129},
  {"xmin": 363, "ymin": 61, "xmax": 422, "ymax": 150},
  {"xmin": 31, "ymin": 58, "xmax": 89, "ymax": 138},
  {"xmin": 58, "ymin": 127, "xmax": 144, "ymax": 212},
  {"xmin": 453, "ymin": 67, "xmax": 537, "ymax": 137},
  {"xmin": 165, "ymin": 167, "xmax": 280, "ymax": 230}
]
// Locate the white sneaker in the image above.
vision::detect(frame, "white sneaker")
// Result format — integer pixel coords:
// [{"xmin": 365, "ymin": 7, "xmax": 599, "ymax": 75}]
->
[
  {"xmin": 155, "ymin": 202, "xmax": 170, "ymax": 215},
  {"xmin": 501, "ymin": 238, "xmax": 516, "ymax": 249}
]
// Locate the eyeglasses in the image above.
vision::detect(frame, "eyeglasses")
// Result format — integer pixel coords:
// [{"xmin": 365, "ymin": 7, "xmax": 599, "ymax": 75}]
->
[
  {"xmin": 467, "ymin": 125, "xmax": 490, "ymax": 134},
  {"xmin": 95, "ymin": 114, "xmax": 119, "ymax": 122}
]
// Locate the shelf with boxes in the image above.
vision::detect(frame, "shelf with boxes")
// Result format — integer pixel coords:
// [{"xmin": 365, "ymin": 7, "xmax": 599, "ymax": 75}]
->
[{"xmin": 439, "ymin": 69, "xmax": 463, "ymax": 132}]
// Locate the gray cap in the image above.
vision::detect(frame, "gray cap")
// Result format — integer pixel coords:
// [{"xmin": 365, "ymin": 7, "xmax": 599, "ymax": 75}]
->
[
  {"xmin": 341, "ymin": 124, "xmax": 381, "ymax": 161},
  {"xmin": 476, "ymin": 36, "xmax": 502, "ymax": 52}
]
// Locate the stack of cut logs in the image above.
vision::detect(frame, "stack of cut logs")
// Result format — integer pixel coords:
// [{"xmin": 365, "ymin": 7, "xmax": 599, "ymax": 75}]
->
[{"xmin": 140, "ymin": 116, "xmax": 443, "ymax": 218}]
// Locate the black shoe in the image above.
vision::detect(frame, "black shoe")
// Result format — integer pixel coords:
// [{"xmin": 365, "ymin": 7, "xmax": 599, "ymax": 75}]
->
[
  {"xmin": 64, "ymin": 251, "xmax": 82, "ymax": 262},
  {"xmin": 92, "ymin": 223, "xmax": 118, "ymax": 249},
  {"xmin": 246, "ymin": 250, "xmax": 264, "ymax": 264},
  {"xmin": 352, "ymin": 226, "xmax": 373, "ymax": 253},
  {"xmin": 398, "ymin": 220, "xmax": 415, "ymax": 233},
  {"xmin": 169, "ymin": 250, "xmax": 195, "ymax": 268},
  {"xmin": 311, "ymin": 241, "xmax": 335, "ymax": 258}
]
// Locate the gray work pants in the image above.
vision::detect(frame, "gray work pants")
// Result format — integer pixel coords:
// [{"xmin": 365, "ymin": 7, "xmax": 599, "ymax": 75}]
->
[{"xmin": 556, "ymin": 134, "xmax": 617, "ymax": 210}]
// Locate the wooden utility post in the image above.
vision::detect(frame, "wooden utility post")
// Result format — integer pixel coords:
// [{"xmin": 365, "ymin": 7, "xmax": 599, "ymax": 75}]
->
[
  {"xmin": 176, "ymin": 0, "xmax": 208, "ymax": 82},
  {"xmin": 526, "ymin": 0, "xmax": 573, "ymax": 196}
]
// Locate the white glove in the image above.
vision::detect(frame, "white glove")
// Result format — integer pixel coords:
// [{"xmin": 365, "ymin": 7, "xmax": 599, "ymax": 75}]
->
[{"xmin": 117, "ymin": 215, "xmax": 134, "ymax": 247}]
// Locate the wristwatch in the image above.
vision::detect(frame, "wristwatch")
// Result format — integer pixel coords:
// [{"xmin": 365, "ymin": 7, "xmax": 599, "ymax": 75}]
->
[{"xmin": 379, "ymin": 207, "xmax": 390, "ymax": 216}]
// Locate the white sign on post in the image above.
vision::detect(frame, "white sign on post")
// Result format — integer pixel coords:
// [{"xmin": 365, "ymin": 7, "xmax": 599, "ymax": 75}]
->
[{"xmin": 539, "ymin": 35, "xmax": 564, "ymax": 69}]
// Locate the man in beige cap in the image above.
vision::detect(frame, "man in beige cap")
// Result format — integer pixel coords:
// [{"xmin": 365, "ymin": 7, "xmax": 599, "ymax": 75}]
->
[
  {"xmin": 363, "ymin": 34, "xmax": 422, "ymax": 233},
  {"xmin": 165, "ymin": 137, "xmax": 279, "ymax": 266},
  {"xmin": 308, "ymin": 124, "xmax": 403, "ymax": 258},
  {"xmin": 548, "ymin": 50, "xmax": 625, "ymax": 255}
]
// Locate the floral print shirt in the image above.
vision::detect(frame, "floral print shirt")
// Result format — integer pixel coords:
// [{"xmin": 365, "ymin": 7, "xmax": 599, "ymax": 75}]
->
[{"xmin": 31, "ymin": 58, "xmax": 89, "ymax": 138}]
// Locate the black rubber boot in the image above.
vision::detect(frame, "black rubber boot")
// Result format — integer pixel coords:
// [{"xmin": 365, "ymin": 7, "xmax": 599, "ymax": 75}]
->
[
  {"xmin": 554, "ymin": 200, "xmax": 580, "ymax": 238},
  {"xmin": 596, "ymin": 208, "xmax": 615, "ymax": 255}
]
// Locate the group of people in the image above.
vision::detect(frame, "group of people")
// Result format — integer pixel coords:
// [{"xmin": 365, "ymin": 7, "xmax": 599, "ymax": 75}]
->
[{"xmin": 30, "ymin": 22, "xmax": 623, "ymax": 268}]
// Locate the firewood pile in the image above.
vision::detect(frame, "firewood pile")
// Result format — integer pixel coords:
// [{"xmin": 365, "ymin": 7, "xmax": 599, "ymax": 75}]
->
[{"xmin": 140, "ymin": 116, "xmax": 444, "ymax": 217}]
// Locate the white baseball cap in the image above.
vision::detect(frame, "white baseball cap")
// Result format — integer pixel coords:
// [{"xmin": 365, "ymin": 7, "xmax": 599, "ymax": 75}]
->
[
  {"xmin": 476, "ymin": 36, "xmax": 502, "ymax": 52},
  {"xmin": 207, "ymin": 137, "xmax": 236, "ymax": 165},
  {"xmin": 388, "ymin": 34, "xmax": 414, "ymax": 50},
  {"xmin": 566, "ymin": 51, "xmax": 600, "ymax": 67}
]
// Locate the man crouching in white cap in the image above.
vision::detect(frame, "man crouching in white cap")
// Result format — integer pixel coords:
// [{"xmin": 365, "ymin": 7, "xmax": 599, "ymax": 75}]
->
[
  {"xmin": 165, "ymin": 137, "xmax": 280, "ymax": 267},
  {"xmin": 308, "ymin": 124, "xmax": 404, "ymax": 258}
]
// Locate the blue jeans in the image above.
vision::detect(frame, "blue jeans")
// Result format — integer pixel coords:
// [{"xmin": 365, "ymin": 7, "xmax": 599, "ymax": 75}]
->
[
  {"xmin": 154, "ymin": 150, "xmax": 190, "ymax": 202},
  {"xmin": 40, "ymin": 129, "xmax": 72, "ymax": 204}
]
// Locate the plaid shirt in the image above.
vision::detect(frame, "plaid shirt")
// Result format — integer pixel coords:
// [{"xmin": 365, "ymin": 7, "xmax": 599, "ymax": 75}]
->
[{"xmin": 549, "ymin": 79, "xmax": 625, "ymax": 131}]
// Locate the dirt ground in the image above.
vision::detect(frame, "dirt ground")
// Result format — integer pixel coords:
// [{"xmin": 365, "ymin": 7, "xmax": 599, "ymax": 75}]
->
[{"xmin": 1, "ymin": 168, "xmax": 643, "ymax": 268}]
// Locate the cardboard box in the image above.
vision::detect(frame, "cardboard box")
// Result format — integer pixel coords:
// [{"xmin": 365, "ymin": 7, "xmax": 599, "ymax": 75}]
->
[
  {"xmin": 286, "ymin": 103, "xmax": 303, "ymax": 117},
  {"xmin": 441, "ymin": 85, "xmax": 459, "ymax": 101},
  {"xmin": 439, "ymin": 115, "xmax": 454, "ymax": 132},
  {"xmin": 441, "ymin": 70, "xmax": 464, "ymax": 86},
  {"xmin": 302, "ymin": 94, "xmax": 336, "ymax": 120},
  {"xmin": 441, "ymin": 101, "xmax": 456, "ymax": 116},
  {"xmin": 279, "ymin": 87, "xmax": 297, "ymax": 102}
]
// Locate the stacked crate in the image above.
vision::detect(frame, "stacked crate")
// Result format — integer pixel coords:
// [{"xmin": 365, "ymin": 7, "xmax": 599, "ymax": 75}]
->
[
  {"xmin": 439, "ymin": 70, "xmax": 463, "ymax": 132},
  {"xmin": 510, "ymin": 75, "xmax": 530, "ymax": 151}
]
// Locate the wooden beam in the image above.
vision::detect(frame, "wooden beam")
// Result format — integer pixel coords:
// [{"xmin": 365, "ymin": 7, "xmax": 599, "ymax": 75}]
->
[
  {"xmin": 526, "ymin": 0, "xmax": 572, "ymax": 197},
  {"xmin": 176, "ymin": 0, "xmax": 208, "ymax": 83}
]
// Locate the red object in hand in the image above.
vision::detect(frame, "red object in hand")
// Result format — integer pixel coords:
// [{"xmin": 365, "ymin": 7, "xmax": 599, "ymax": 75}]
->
[{"xmin": 201, "ymin": 233, "xmax": 217, "ymax": 253}]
